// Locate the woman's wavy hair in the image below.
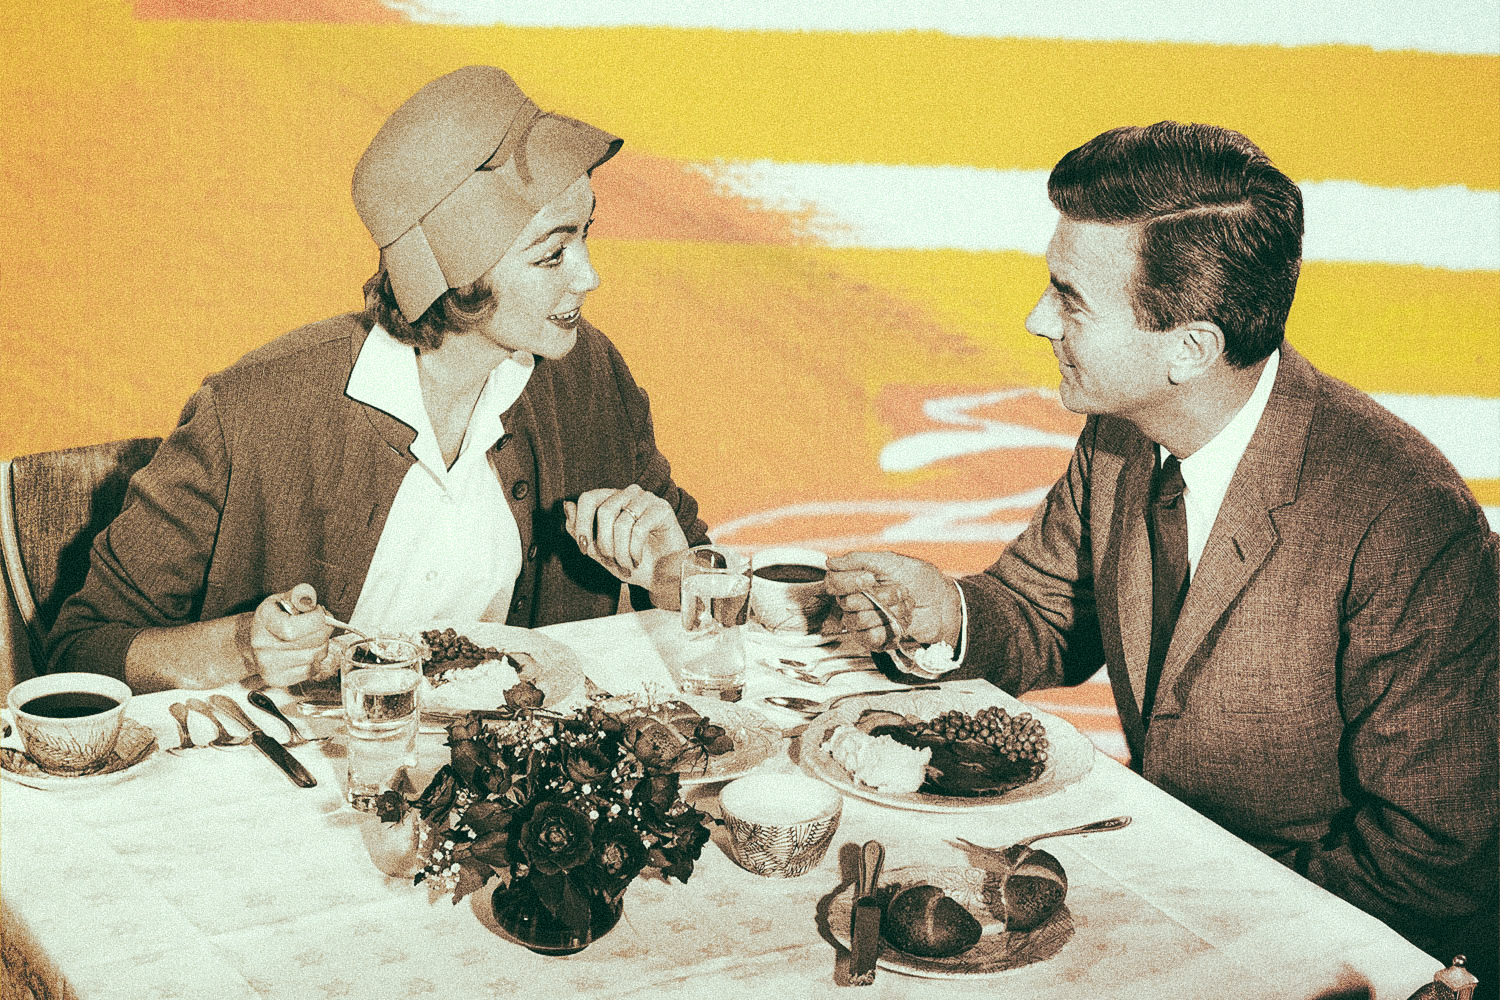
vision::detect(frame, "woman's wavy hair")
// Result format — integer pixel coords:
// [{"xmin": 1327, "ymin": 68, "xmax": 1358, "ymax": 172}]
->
[
  {"xmin": 362, "ymin": 265, "xmax": 499, "ymax": 351},
  {"xmin": 1047, "ymin": 122, "xmax": 1303, "ymax": 369}
]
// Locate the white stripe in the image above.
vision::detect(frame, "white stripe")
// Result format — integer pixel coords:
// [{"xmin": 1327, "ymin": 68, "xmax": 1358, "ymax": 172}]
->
[
  {"xmin": 694, "ymin": 161, "xmax": 1500, "ymax": 270},
  {"xmin": 1371, "ymin": 395, "xmax": 1500, "ymax": 480},
  {"xmin": 388, "ymin": 0, "xmax": 1500, "ymax": 54}
]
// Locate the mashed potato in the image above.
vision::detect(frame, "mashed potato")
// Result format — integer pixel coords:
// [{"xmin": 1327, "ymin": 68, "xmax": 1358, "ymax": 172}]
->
[
  {"xmin": 421, "ymin": 657, "xmax": 521, "ymax": 713},
  {"xmin": 824, "ymin": 724, "xmax": 931, "ymax": 794}
]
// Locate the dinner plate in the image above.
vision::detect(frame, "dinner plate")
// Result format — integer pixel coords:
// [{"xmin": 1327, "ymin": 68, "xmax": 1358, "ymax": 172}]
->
[
  {"xmin": 0, "ymin": 716, "xmax": 160, "ymax": 791},
  {"xmin": 673, "ymin": 696, "xmax": 785, "ymax": 786},
  {"xmin": 799, "ymin": 687, "xmax": 1094, "ymax": 812},
  {"xmin": 590, "ymin": 693, "xmax": 787, "ymax": 786},
  {"xmin": 290, "ymin": 622, "xmax": 587, "ymax": 720},
  {"xmin": 827, "ymin": 863, "xmax": 1074, "ymax": 978}
]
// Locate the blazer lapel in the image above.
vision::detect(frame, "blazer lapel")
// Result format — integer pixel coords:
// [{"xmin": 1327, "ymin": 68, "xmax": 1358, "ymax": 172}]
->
[{"xmin": 1151, "ymin": 346, "xmax": 1317, "ymax": 716}]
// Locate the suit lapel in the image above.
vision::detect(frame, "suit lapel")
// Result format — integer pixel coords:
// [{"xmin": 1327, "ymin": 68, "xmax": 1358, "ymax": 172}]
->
[{"xmin": 1150, "ymin": 346, "xmax": 1317, "ymax": 716}]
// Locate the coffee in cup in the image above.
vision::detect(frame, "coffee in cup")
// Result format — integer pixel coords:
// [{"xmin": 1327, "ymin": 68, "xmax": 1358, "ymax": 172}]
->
[
  {"xmin": 749, "ymin": 547, "xmax": 833, "ymax": 634},
  {"xmin": 6, "ymin": 672, "xmax": 131, "ymax": 774}
]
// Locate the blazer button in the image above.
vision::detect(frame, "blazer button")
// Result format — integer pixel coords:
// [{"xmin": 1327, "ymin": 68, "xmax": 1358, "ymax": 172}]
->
[
  {"xmin": 513, "ymin": 595, "xmax": 528, "ymax": 612},
  {"xmin": 527, "ymin": 543, "xmax": 539, "ymax": 560},
  {"xmin": 512, "ymin": 481, "xmax": 529, "ymax": 501}
]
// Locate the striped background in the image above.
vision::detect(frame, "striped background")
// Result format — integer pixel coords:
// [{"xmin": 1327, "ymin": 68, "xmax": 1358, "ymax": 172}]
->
[{"xmin": 3, "ymin": 1, "xmax": 1495, "ymax": 760}]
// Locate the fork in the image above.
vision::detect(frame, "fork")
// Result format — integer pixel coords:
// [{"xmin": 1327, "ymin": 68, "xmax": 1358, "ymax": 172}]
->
[
  {"xmin": 168, "ymin": 702, "xmax": 198, "ymax": 751},
  {"xmin": 858, "ymin": 588, "xmax": 925, "ymax": 671},
  {"xmin": 275, "ymin": 599, "xmax": 370, "ymax": 640},
  {"xmin": 185, "ymin": 698, "xmax": 249, "ymax": 746}
]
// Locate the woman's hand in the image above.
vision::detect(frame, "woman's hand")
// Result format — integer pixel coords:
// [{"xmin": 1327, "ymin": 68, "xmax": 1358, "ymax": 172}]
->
[
  {"xmin": 565, "ymin": 484, "xmax": 689, "ymax": 591},
  {"xmin": 243, "ymin": 583, "xmax": 336, "ymax": 687}
]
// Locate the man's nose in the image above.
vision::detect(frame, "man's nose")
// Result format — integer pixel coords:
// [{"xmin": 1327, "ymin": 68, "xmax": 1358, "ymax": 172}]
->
[{"xmin": 1026, "ymin": 292, "xmax": 1062, "ymax": 341}]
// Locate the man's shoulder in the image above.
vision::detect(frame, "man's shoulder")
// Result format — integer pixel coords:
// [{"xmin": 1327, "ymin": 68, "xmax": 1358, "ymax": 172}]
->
[{"xmin": 1295, "ymin": 351, "xmax": 1463, "ymax": 489}]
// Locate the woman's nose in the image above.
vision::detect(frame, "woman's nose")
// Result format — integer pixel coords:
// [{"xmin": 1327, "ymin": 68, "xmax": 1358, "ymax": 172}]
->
[{"xmin": 571, "ymin": 244, "xmax": 601, "ymax": 295}]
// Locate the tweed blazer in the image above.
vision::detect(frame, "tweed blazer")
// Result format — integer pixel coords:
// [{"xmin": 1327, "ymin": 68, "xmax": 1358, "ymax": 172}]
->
[
  {"xmin": 955, "ymin": 344, "xmax": 1498, "ymax": 951},
  {"xmin": 48, "ymin": 312, "xmax": 709, "ymax": 679}
]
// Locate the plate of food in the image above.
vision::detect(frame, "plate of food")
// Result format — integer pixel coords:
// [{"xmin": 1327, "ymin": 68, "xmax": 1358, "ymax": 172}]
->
[
  {"xmin": 593, "ymin": 692, "xmax": 785, "ymax": 786},
  {"xmin": 799, "ymin": 687, "xmax": 1094, "ymax": 812},
  {"xmin": 827, "ymin": 860, "xmax": 1074, "ymax": 978},
  {"xmin": 289, "ymin": 622, "xmax": 586, "ymax": 721}
]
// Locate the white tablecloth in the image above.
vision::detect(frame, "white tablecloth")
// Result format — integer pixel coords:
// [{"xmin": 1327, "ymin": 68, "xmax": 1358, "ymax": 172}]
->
[{"xmin": 1, "ymin": 611, "xmax": 1440, "ymax": 999}]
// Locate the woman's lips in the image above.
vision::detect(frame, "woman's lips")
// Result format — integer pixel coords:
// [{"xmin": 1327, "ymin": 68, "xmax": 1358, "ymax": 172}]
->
[{"xmin": 547, "ymin": 307, "xmax": 581, "ymax": 330}]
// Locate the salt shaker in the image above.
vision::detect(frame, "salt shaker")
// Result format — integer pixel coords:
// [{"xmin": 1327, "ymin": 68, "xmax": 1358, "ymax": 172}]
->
[{"xmin": 1406, "ymin": 956, "xmax": 1479, "ymax": 1000}]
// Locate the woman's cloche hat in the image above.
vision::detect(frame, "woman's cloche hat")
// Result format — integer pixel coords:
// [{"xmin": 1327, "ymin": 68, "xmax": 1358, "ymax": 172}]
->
[{"xmin": 352, "ymin": 66, "xmax": 621, "ymax": 322}]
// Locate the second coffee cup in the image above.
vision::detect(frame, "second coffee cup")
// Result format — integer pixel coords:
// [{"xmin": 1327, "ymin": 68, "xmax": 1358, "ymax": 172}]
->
[{"xmin": 749, "ymin": 547, "xmax": 833, "ymax": 635}]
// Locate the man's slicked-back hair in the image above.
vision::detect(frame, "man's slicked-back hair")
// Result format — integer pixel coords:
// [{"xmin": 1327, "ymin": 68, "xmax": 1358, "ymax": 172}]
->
[{"xmin": 1047, "ymin": 122, "xmax": 1303, "ymax": 368}]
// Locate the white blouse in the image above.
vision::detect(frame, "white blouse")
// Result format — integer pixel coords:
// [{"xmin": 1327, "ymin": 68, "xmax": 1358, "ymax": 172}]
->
[{"xmin": 345, "ymin": 325, "xmax": 533, "ymax": 632}]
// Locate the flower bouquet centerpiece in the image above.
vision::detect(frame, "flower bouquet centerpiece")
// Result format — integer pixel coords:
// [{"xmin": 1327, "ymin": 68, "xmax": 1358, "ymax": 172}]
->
[{"xmin": 376, "ymin": 682, "xmax": 720, "ymax": 955}]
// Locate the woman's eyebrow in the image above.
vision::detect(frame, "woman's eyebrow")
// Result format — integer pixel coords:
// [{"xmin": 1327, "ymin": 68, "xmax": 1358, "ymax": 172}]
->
[{"xmin": 525, "ymin": 198, "xmax": 598, "ymax": 250}]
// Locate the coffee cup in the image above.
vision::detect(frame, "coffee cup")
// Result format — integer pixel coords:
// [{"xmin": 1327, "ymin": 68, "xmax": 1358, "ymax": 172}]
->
[
  {"xmin": 719, "ymin": 771, "xmax": 842, "ymax": 877},
  {"xmin": 749, "ymin": 547, "xmax": 833, "ymax": 635},
  {"xmin": 6, "ymin": 672, "xmax": 131, "ymax": 774}
]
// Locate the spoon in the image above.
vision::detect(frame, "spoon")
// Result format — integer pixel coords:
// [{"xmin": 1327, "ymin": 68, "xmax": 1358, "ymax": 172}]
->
[
  {"xmin": 247, "ymin": 690, "xmax": 314, "ymax": 746},
  {"xmin": 168, "ymin": 702, "xmax": 198, "ymax": 751},
  {"xmin": 770, "ymin": 662, "xmax": 878, "ymax": 686},
  {"xmin": 763, "ymin": 684, "xmax": 941, "ymax": 717}
]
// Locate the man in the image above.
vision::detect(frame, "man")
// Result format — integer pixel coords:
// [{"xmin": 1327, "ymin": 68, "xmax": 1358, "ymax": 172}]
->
[{"xmin": 827, "ymin": 122, "xmax": 1498, "ymax": 977}]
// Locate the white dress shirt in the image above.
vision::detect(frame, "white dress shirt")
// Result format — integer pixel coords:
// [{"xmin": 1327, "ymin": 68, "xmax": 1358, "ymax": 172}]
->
[
  {"xmin": 1162, "ymin": 348, "xmax": 1280, "ymax": 578},
  {"xmin": 925, "ymin": 349, "xmax": 1281, "ymax": 675},
  {"xmin": 346, "ymin": 324, "xmax": 534, "ymax": 632}
]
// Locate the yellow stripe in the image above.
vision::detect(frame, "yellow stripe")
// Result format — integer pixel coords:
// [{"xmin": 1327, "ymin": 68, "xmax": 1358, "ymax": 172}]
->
[
  {"xmin": 805, "ymin": 249, "xmax": 1500, "ymax": 397},
  {"xmin": 3, "ymin": 2, "xmax": 1496, "ymax": 190},
  {"xmin": 1469, "ymin": 479, "xmax": 1500, "ymax": 506}
]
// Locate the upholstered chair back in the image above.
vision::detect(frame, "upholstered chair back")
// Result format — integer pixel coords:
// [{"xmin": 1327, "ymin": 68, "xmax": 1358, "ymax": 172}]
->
[{"xmin": 0, "ymin": 438, "xmax": 161, "ymax": 693}]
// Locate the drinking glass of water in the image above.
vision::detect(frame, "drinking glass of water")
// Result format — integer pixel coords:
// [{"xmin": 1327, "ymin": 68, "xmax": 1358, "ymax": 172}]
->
[
  {"xmin": 679, "ymin": 545, "xmax": 751, "ymax": 701},
  {"xmin": 340, "ymin": 636, "xmax": 424, "ymax": 811}
]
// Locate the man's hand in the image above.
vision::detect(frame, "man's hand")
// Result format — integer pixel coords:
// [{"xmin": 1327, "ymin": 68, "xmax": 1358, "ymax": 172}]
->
[
  {"xmin": 565, "ymin": 484, "xmax": 689, "ymax": 590},
  {"xmin": 244, "ymin": 583, "xmax": 336, "ymax": 687},
  {"xmin": 823, "ymin": 551, "xmax": 962, "ymax": 651}
]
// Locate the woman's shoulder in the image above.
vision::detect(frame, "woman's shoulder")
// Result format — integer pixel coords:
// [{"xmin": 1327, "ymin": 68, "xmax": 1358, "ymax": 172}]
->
[{"xmin": 211, "ymin": 313, "xmax": 372, "ymax": 388}]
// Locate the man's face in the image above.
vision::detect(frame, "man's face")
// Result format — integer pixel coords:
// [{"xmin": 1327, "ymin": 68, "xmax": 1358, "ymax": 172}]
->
[
  {"xmin": 479, "ymin": 175, "xmax": 600, "ymax": 360},
  {"xmin": 1026, "ymin": 217, "xmax": 1174, "ymax": 419}
]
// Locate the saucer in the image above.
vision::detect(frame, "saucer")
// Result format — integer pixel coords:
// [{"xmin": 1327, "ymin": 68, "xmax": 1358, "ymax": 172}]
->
[{"xmin": 0, "ymin": 716, "xmax": 159, "ymax": 790}]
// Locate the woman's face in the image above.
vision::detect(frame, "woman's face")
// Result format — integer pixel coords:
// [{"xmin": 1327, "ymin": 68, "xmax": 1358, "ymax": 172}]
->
[{"xmin": 479, "ymin": 175, "xmax": 600, "ymax": 360}]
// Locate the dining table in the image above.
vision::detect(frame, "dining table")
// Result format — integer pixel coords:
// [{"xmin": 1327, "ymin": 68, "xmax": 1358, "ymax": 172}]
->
[{"xmin": 1, "ymin": 609, "xmax": 1445, "ymax": 1000}]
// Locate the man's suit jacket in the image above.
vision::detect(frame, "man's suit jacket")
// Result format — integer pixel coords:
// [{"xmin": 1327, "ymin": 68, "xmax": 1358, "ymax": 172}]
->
[
  {"xmin": 48, "ymin": 312, "xmax": 709, "ymax": 680},
  {"xmin": 956, "ymin": 344, "xmax": 1497, "ymax": 957}
]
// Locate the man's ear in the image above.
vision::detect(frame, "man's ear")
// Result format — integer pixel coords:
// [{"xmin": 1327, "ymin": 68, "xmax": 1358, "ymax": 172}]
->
[{"xmin": 1165, "ymin": 321, "xmax": 1225, "ymax": 385}]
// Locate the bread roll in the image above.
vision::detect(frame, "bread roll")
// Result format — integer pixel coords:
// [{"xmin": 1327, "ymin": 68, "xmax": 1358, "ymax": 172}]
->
[
  {"xmin": 880, "ymin": 884, "xmax": 982, "ymax": 958},
  {"xmin": 984, "ymin": 847, "xmax": 1067, "ymax": 931}
]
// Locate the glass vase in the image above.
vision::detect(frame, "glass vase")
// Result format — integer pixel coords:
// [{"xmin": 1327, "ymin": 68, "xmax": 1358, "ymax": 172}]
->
[{"xmin": 491, "ymin": 876, "xmax": 624, "ymax": 956}]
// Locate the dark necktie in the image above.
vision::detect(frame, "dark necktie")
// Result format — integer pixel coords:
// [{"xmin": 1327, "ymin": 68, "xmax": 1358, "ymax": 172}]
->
[{"xmin": 1142, "ymin": 453, "xmax": 1189, "ymax": 722}]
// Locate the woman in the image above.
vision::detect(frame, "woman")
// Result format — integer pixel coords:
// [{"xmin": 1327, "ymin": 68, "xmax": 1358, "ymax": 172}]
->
[{"xmin": 48, "ymin": 67, "xmax": 707, "ymax": 692}]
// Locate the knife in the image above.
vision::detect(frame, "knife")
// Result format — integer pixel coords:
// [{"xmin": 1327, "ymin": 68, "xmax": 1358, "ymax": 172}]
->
[
  {"xmin": 209, "ymin": 695, "xmax": 317, "ymax": 788},
  {"xmin": 850, "ymin": 839, "xmax": 885, "ymax": 985}
]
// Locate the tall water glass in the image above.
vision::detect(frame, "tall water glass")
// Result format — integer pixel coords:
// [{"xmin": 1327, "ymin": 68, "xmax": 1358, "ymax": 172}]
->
[
  {"xmin": 341, "ymin": 637, "xmax": 424, "ymax": 811},
  {"xmin": 679, "ymin": 545, "xmax": 751, "ymax": 701}
]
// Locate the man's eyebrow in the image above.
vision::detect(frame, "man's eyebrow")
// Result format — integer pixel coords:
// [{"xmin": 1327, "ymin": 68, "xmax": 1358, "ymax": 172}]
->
[
  {"xmin": 525, "ymin": 198, "xmax": 598, "ymax": 251},
  {"xmin": 1050, "ymin": 275, "xmax": 1086, "ymax": 309}
]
